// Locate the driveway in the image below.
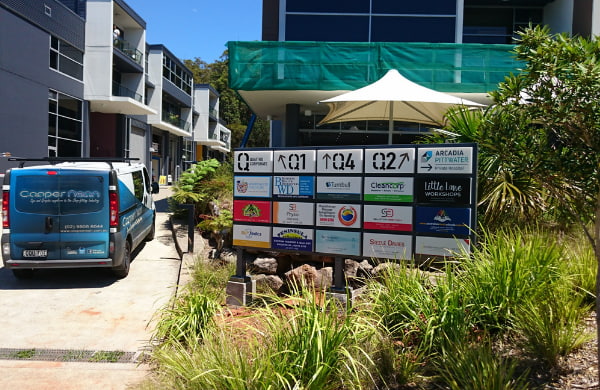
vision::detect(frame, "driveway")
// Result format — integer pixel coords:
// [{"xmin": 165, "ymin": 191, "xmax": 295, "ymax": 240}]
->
[{"xmin": 0, "ymin": 186, "xmax": 181, "ymax": 390}]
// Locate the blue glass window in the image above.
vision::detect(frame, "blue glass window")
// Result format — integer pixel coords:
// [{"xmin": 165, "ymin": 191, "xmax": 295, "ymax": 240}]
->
[{"xmin": 286, "ymin": 15, "xmax": 370, "ymax": 42}]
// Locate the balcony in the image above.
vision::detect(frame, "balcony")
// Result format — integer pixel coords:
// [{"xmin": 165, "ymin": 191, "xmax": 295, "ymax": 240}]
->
[
  {"xmin": 205, "ymin": 124, "xmax": 231, "ymax": 153},
  {"xmin": 152, "ymin": 111, "xmax": 192, "ymax": 137},
  {"xmin": 114, "ymin": 37, "xmax": 143, "ymax": 66},
  {"xmin": 112, "ymin": 81, "xmax": 142, "ymax": 102}
]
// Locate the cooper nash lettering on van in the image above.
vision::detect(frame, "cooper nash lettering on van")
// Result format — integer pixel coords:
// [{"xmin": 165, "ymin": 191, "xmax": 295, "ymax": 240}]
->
[{"xmin": 19, "ymin": 189, "xmax": 101, "ymax": 203}]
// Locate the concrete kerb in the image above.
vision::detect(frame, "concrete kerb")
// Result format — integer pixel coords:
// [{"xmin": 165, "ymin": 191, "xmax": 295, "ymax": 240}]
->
[{"xmin": 170, "ymin": 215, "xmax": 205, "ymax": 289}]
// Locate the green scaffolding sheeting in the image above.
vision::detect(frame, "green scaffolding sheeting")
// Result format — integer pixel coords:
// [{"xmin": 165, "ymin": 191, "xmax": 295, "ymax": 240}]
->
[{"xmin": 228, "ymin": 41, "xmax": 521, "ymax": 94}]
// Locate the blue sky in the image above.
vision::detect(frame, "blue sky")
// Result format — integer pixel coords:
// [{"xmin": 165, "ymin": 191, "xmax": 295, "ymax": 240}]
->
[{"xmin": 124, "ymin": 0, "xmax": 262, "ymax": 63}]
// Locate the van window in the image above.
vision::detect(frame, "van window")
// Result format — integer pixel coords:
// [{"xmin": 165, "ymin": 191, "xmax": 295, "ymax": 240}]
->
[
  {"xmin": 132, "ymin": 170, "xmax": 144, "ymax": 202},
  {"xmin": 14, "ymin": 175, "xmax": 104, "ymax": 215}
]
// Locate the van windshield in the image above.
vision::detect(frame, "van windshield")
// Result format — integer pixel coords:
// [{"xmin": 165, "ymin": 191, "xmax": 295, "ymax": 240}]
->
[{"xmin": 15, "ymin": 175, "xmax": 104, "ymax": 215}]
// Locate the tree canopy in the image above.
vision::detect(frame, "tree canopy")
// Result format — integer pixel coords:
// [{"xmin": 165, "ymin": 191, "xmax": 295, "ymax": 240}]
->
[{"xmin": 184, "ymin": 51, "xmax": 270, "ymax": 149}]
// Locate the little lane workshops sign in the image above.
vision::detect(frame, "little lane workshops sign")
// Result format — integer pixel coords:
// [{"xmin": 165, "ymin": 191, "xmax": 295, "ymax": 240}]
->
[{"xmin": 233, "ymin": 144, "xmax": 477, "ymax": 261}]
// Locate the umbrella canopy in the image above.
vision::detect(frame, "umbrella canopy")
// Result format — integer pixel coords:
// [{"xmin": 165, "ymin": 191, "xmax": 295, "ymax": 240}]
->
[{"xmin": 318, "ymin": 69, "xmax": 484, "ymax": 143}]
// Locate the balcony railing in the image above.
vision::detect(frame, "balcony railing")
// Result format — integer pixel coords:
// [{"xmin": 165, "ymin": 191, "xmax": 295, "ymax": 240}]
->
[
  {"xmin": 208, "ymin": 127, "xmax": 219, "ymax": 140},
  {"xmin": 112, "ymin": 81, "xmax": 142, "ymax": 102},
  {"xmin": 114, "ymin": 37, "xmax": 143, "ymax": 66},
  {"xmin": 162, "ymin": 111, "xmax": 191, "ymax": 132}
]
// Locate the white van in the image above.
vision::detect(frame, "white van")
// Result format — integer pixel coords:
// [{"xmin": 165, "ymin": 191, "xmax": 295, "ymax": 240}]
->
[{"xmin": 1, "ymin": 158, "xmax": 158, "ymax": 279}]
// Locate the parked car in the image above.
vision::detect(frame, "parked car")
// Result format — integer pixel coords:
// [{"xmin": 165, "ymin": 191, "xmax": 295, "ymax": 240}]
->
[{"xmin": 1, "ymin": 158, "xmax": 159, "ymax": 279}]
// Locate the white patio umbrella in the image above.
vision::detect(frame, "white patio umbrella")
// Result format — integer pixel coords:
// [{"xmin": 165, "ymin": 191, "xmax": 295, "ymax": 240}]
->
[{"xmin": 318, "ymin": 69, "xmax": 484, "ymax": 143}]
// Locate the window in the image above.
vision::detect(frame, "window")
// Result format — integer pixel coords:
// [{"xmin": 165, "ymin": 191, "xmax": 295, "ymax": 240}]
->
[
  {"xmin": 132, "ymin": 170, "xmax": 144, "ymax": 201},
  {"xmin": 162, "ymin": 55, "xmax": 192, "ymax": 95},
  {"xmin": 49, "ymin": 36, "xmax": 84, "ymax": 80},
  {"xmin": 48, "ymin": 90, "xmax": 83, "ymax": 157}
]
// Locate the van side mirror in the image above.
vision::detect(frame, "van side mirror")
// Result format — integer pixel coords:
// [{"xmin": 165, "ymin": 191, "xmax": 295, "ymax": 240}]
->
[{"xmin": 151, "ymin": 182, "xmax": 159, "ymax": 194}]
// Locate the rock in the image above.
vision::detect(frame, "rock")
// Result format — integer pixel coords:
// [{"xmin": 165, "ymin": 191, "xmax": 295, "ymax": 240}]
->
[
  {"xmin": 218, "ymin": 249, "xmax": 236, "ymax": 264},
  {"xmin": 256, "ymin": 274, "xmax": 284, "ymax": 292},
  {"xmin": 249, "ymin": 257, "xmax": 278, "ymax": 275},
  {"xmin": 357, "ymin": 259, "xmax": 374, "ymax": 278},
  {"xmin": 285, "ymin": 264, "xmax": 331, "ymax": 290},
  {"xmin": 318, "ymin": 266, "xmax": 333, "ymax": 290},
  {"xmin": 371, "ymin": 262, "xmax": 402, "ymax": 280},
  {"xmin": 344, "ymin": 259, "xmax": 360, "ymax": 278}
]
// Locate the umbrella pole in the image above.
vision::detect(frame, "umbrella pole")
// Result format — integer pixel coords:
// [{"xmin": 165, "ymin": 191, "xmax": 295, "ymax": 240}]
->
[{"xmin": 388, "ymin": 101, "xmax": 394, "ymax": 144}]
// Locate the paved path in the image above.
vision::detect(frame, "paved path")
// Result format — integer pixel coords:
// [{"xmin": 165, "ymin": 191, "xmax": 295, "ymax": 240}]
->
[{"xmin": 0, "ymin": 186, "xmax": 182, "ymax": 390}]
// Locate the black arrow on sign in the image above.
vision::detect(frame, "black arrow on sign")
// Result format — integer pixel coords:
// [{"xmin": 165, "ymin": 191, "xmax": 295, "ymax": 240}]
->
[{"xmin": 421, "ymin": 163, "xmax": 432, "ymax": 171}]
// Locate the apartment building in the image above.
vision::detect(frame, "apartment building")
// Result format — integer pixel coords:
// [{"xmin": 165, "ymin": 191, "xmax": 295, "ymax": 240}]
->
[
  {"xmin": 0, "ymin": 0, "xmax": 231, "ymax": 179},
  {"xmin": 193, "ymin": 84, "xmax": 232, "ymax": 162},
  {"xmin": 229, "ymin": 0, "xmax": 599, "ymax": 147}
]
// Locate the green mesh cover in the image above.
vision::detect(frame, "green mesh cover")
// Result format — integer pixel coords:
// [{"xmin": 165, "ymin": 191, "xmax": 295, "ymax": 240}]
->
[{"xmin": 228, "ymin": 41, "xmax": 521, "ymax": 94}]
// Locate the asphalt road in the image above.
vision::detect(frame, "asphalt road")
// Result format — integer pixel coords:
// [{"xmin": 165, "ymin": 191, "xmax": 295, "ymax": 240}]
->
[{"xmin": 0, "ymin": 187, "xmax": 181, "ymax": 390}]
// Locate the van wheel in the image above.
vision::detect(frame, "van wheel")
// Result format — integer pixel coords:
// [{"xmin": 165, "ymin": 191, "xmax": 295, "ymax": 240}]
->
[
  {"xmin": 12, "ymin": 269, "xmax": 34, "ymax": 279},
  {"xmin": 145, "ymin": 217, "xmax": 156, "ymax": 241},
  {"xmin": 113, "ymin": 240, "xmax": 131, "ymax": 279}
]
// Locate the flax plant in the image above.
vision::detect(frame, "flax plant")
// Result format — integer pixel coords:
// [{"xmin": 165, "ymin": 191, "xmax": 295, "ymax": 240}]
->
[{"xmin": 512, "ymin": 287, "xmax": 593, "ymax": 367}]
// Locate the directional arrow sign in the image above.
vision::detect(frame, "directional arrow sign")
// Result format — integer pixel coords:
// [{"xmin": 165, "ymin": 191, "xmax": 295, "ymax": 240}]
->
[
  {"xmin": 274, "ymin": 150, "xmax": 316, "ymax": 173},
  {"xmin": 365, "ymin": 148, "xmax": 415, "ymax": 174},
  {"xmin": 417, "ymin": 146, "xmax": 473, "ymax": 174},
  {"xmin": 317, "ymin": 149, "xmax": 363, "ymax": 173}
]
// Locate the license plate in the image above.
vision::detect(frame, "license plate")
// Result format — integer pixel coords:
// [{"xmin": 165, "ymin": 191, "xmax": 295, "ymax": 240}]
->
[{"xmin": 23, "ymin": 249, "xmax": 47, "ymax": 258}]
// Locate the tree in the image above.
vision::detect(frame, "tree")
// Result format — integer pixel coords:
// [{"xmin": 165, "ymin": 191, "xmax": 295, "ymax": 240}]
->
[
  {"xmin": 184, "ymin": 51, "xmax": 269, "ymax": 149},
  {"xmin": 461, "ymin": 25, "xmax": 600, "ymax": 376}
]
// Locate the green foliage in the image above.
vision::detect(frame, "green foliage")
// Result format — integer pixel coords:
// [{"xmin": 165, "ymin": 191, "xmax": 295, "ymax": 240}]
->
[
  {"xmin": 197, "ymin": 209, "xmax": 232, "ymax": 252},
  {"xmin": 184, "ymin": 52, "xmax": 270, "ymax": 148},
  {"xmin": 437, "ymin": 341, "xmax": 530, "ymax": 390},
  {"xmin": 513, "ymin": 288, "xmax": 593, "ymax": 367},
  {"xmin": 152, "ymin": 290, "xmax": 219, "ymax": 345},
  {"xmin": 171, "ymin": 159, "xmax": 227, "ymax": 219}
]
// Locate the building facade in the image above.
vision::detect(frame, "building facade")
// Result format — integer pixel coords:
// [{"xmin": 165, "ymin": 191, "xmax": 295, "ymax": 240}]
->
[
  {"xmin": 230, "ymin": 0, "xmax": 599, "ymax": 147},
  {"xmin": 0, "ymin": 0, "xmax": 231, "ymax": 177}
]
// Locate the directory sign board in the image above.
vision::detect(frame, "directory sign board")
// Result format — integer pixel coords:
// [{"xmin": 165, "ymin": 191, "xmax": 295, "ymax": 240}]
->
[
  {"xmin": 234, "ymin": 176, "xmax": 271, "ymax": 198},
  {"xmin": 315, "ymin": 229, "xmax": 361, "ymax": 256},
  {"xmin": 317, "ymin": 149, "xmax": 363, "ymax": 174},
  {"xmin": 363, "ymin": 205, "xmax": 412, "ymax": 231},
  {"xmin": 273, "ymin": 201, "xmax": 314, "ymax": 225},
  {"xmin": 316, "ymin": 203, "xmax": 361, "ymax": 229},
  {"xmin": 363, "ymin": 233, "xmax": 412, "ymax": 260},
  {"xmin": 415, "ymin": 206, "xmax": 471, "ymax": 235},
  {"xmin": 233, "ymin": 200, "xmax": 271, "ymax": 223},
  {"xmin": 363, "ymin": 177, "xmax": 413, "ymax": 202},
  {"xmin": 233, "ymin": 224, "xmax": 271, "ymax": 248},
  {"xmin": 415, "ymin": 177, "xmax": 471, "ymax": 204},
  {"xmin": 235, "ymin": 150, "xmax": 273, "ymax": 173},
  {"xmin": 316, "ymin": 176, "xmax": 362, "ymax": 201},
  {"xmin": 272, "ymin": 227, "xmax": 314, "ymax": 252},
  {"xmin": 274, "ymin": 150, "xmax": 316, "ymax": 173},
  {"xmin": 233, "ymin": 144, "xmax": 477, "ymax": 261},
  {"xmin": 415, "ymin": 236, "xmax": 470, "ymax": 257},
  {"xmin": 417, "ymin": 146, "xmax": 473, "ymax": 174},
  {"xmin": 364, "ymin": 148, "xmax": 414, "ymax": 174},
  {"xmin": 272, "ymin": 176, "xmax": 315, "ymax": 199}
]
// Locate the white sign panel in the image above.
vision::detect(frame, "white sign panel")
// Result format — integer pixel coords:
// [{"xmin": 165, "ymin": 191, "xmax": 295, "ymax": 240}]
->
[
  {"xmin": 363, "ymin": 205, "xmax": 412, "ymax": 231},
  {"xmin": 233, "ymin": 224, "xmax": 272, "ymax": 248},
  {"xmin": 363, "ymin": 233, "xmax": 412, "ymax": 260},
  {"xmin": 315, "ymin": 230, "xmax": 361, "ymax": 256},
  {"xmin": 316, "ymin": 176, "xmax": 362, "ymax": 200},
  {"xmin": 316, "ymin": 203, "xmax": 361, "ymax": 228},
  {"xmin": 365, "ymin": 148, "xmax": 415, "ymax": 174},
  {"xmin": 417, "ymin": 146, "xmax": 473, "ymax": 174},
  {"xmin": 414, "ymin": 236, "xmax": 470, "ymax": 257},
  {"xmin": 363, "ymin": 177, "xmax": 414, "ymax": 202},
  {"xmin": 317, "ymin": 149, "xmax": 363, "ymax": 174},
  {"xmin": 273, "ymin": 201, "xmax": 314, "ymax": 225},
  {"xmin": 274, "ymin": 150, "xmax": 316, "ymax": 173},
  {"xmin": 234, "ymin": 176, "xmax": 272, "ymax": 197},
  {"xmin": 235, "ymin": 150, "xmax": 273, "ymax": 173}
]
